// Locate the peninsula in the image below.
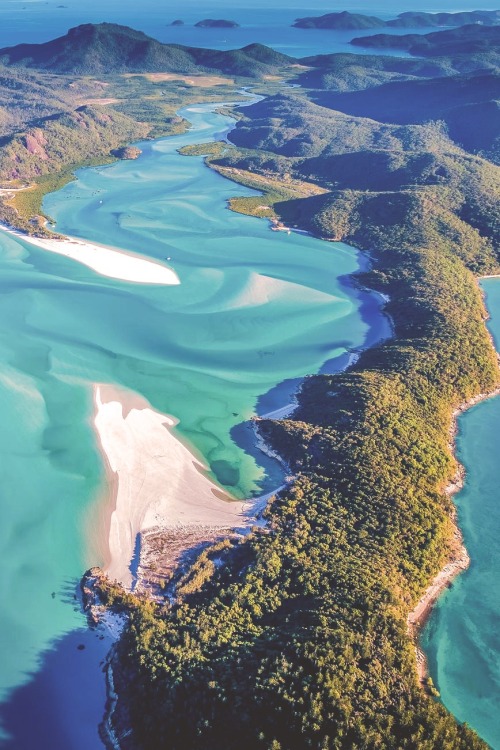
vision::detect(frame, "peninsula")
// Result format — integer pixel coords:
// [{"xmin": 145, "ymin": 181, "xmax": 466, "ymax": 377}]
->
[{"xmin": 0, "ymin": 19, "xmax": 498, "ymax": 750}]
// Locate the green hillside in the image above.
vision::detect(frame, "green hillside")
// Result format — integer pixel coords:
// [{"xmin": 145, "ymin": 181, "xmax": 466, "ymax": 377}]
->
[
  {"xmin": 0, "ymin": 23, "xmax": 293, "ymax": 77},
  {"xmin": 311, "ymin": 74, "xmax": 500, "ymax": 162},
  {"xmin": 352, "ymin": 23, "xmax": 500, "ymax": 56}
]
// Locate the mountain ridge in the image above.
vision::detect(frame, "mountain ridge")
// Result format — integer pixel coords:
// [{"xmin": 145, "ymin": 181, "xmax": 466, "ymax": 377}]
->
[
  {"xmin": 294, "ymin": 9, "xmax": 500, "ymax": 30},
  {"xmin": 0, "ymin": 23, "xmax": 294, "ymax": 77}
]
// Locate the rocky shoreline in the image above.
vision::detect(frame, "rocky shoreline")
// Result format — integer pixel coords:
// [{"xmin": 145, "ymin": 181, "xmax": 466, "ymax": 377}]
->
[
  {"xmin": 407, "ymin": 378, "xmax": 500, "ymax": 687},
  {"xmin": 406, "ymin": 275, "xmax": 500, "ymax": 689}
]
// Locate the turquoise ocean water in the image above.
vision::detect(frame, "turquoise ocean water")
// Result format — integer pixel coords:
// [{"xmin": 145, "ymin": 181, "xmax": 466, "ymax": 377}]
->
[
  {"xmin": 422, "ymin": 279, "xmax": 500, "ymax": 750},
  {"xmin": 0, "ymin": 102, "xmax": 389, "ymax": 747}
]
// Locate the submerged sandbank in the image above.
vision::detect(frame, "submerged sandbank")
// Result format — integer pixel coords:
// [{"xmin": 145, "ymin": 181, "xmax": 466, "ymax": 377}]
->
[
  {"xmin": 0, "ymin": 224, "xmax": 180, "ymax": 285},
  {"xmin": 93, "ymin": 384, "xmax": 263, "ymax": 588}
]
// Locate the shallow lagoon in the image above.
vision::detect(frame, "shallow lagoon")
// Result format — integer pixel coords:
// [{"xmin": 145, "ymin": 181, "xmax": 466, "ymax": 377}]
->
[{"xmin": 0, "ymin": 102, "xmax": 389, "ymax": 747}]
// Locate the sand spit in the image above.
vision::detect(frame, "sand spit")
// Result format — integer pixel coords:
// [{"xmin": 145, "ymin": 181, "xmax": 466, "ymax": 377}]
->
[
  {"xmin": 93, "ymin": 384, "xmax": 267, "ymax": 589},
  {"xmin": 260, "ymin": 403, "xmax": 297, "ymax": 420},
  {"xmin": 0, "ymin": 223, "xmax": 180, "ymax": 285}
]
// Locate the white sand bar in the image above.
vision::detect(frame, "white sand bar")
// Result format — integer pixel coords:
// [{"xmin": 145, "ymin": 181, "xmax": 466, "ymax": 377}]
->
[
  {"xmin": 0, "ymin": 224, "xmax": 180, "ymax": 285},
  {"xmin": 94, "ymin": 385, "xmax": 257, "ymax": 587},
  {"xmin": 260, "ymin": 403, "xmax": 297, "ymax": 420}
]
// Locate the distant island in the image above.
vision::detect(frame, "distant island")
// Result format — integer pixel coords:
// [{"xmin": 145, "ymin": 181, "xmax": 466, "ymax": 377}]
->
[
  {"xmin": 194, "ymin": 19, "xmax": 239, "ymax": 29},
  {"xmin": 293, "ymin": 9, "xmax": 500, "ymax": 30},
  {"xmin": 293, "ymin": 12, "xmax": 385, "ymax": 30},
  {"xmin": 170, "ymin": 20, "xmax": 184, "ymax": 27},
  {"xmin": 351, "ymin": 23, "xmax": 500, "ymax": 57},
  {"xmin": 389, "ymin": 10, "xmax": 500, "ymax": 27}
]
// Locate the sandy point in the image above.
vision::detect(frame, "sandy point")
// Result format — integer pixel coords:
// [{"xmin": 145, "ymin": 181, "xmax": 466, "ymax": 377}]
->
[
  {"xmin": 0, "ymin": 223, "xmax": 180, "ymax": 285},
  {"xmin": 91, "ymin": 384, "xmax": 265, "ymax": 589}
]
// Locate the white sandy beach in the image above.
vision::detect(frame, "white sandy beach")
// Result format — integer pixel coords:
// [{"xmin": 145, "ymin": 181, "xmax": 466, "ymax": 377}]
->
[
  {"xmin": 93, "ymin": 384, "xmax": 261, "ymax": 588},
  {"xmin": 260, "ymin": 403, "xmax": 297, "ymax": 420},
  {"xmin": 0, "ymin": 223, "xmax": 180, "ymax": 285}
]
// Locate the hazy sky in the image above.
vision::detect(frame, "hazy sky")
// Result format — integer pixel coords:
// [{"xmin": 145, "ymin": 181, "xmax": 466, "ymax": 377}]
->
[{"xmin": 6, "ymin": 0, "xmax": 500, "ymax": 11}]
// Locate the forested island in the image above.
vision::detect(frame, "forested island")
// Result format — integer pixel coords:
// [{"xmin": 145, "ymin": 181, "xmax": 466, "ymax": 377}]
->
[
  {"xmin": 0, "ymin": 19, "xmax": 499, "ymax": 750},
  {"xmin": 194, "ymin": 19, "xmax": 240, "ymax": 28},
  {"xmin": 351, "ymin": 23, "xmax": 500, "ymax": 56},
  {"xmin": 293, "ymin": 9, "xmax": 500, "ymax": 30},
  {"xmin": 293, "ymin": 12, "xmax": 386, "ymax": 30}
]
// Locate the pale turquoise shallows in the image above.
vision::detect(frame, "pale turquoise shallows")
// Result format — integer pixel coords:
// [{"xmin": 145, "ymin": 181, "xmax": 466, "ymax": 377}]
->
[
  {"xmin": 0, "ymin": 102, "xmax": 389, "ymax": 748},
  {"xmin": 422, "ymin": 278, "xmax": 500, "ymax": 750}
]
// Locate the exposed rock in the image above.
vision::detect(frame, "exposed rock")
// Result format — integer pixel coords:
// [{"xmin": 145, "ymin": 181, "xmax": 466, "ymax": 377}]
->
[
  {"xmin": 80, "ymin": 566, "xmax": 107, "ymax": 625},
  {"xmin": 112, "ymin": 146, "xmax": 142, "ymax": 160},
  {"xmin": 24, "ymin": 131, "xmax": 48, "ymax": 159}
]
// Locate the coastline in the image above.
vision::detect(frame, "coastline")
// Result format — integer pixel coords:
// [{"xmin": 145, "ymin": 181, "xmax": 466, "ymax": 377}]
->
[
  {"xmin": 168, "ymin": 141, "xmax": 500, "ymax": 708},
  {"xmin": 76, "ymin": 95, "xmax": 500, "ymax": 747},
  {"xmin": 0, "ymin": 17, "xmax": 497, "ymax": 748},
  {"xmin": 76, "ymin": 121, "xmax": 494, "ymax": 708},
  {"xmin": 25, "ymin": 92, "xmax": 486, "ymax": 735},
  {"xmin": 0, "ymin": 221, "xmax": 180, "ymax": 285},
  {"xmin": 83, "ymin": 97, "xmax": 394, "ymax": 596},
  {"xmin": 408, "ymin": 328, "xmax": 500, "ymax": 685}
]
